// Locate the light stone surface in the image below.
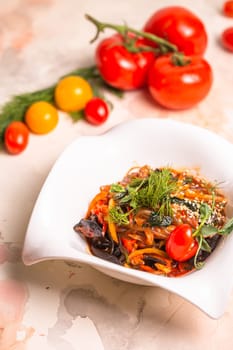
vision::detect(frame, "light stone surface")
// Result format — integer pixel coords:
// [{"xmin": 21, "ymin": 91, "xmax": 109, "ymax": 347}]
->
[{"xmin": 0, "ymin": 0, "xmax": 233, "ymax": 349}]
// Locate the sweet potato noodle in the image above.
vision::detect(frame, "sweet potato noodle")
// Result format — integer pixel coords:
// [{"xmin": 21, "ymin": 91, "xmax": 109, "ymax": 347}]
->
[{"xmin": 74, "ymin": 165, "xmax": 232, "ymax": 277}]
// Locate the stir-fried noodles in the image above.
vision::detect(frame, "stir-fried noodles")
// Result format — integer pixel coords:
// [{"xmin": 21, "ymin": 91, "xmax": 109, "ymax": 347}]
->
[{"xmin": 74, "ymin": 165, "xmax": 233, "ymax": 277}]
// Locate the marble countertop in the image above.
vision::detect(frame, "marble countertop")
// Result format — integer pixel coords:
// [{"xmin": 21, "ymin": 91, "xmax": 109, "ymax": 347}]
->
[{"xmin": 1, "ymin": 0, "xmax": 233, "ymax": 349}]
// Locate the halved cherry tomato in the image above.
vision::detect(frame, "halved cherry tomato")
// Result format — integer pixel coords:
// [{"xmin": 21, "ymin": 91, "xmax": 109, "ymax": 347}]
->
[
  {"xmin": 165, "ymin": 224, "xmax": 198, "ymax": 262},
  {"xmin": 25, "ymin": 101, "xmax": 58, "ymax": 134},
  {"xmin": 143, "ymin": 6, "xmax": 208, "ymax": 56},
  {"xmin": 4, "ymin": 121, "xmax": 29, "ymax": 155},
  {"xmin": 223, "ymin": 1, "xmax": 233, "ymax": 17},
  {"xmin": 54, "ymin": 76, "xmax": 93, "ymax": 112},
  {"xmin": 84, "ymin": 97, "xmax": 109, "ymax": 125},
  {"xmin": 95, "ymin": 33, "xmax": 155, "ymax": 90},
  {"xmin": 147, "ymin": 55, "xmax": 213, "ymax": 110},
  {"xmin": 221, "ymin": 27, "xmax": 233, "ymax": 52}
]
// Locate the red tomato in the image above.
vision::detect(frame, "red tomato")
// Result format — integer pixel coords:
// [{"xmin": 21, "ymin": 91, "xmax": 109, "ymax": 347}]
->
[
  {"xmin": 147, "ymin": 55, "xmax": 213, "ymax": 110},
  {"xmin": 84, "ymin": 97, "xmax": 109, "ymax": 125},
  {"xmin": 143, "ymin": 6, "xmax": 208, "ymax": 56},
  {"xmin": 223, "ymin": 1, "xmax": 233, "ymax": 17},
  {"xmin": 166, "ymin": 224, "xmax": 198, "ymax": 262},
  {"xmin": 95, "ymin": 33, "xmax": 155, "ymax": 90},
  {"xmin": 221, "ymin": 27, "xmax": 233, "ymax": 52},
  {"xmin": 4, "ymin": 121, "xmax": 29, "ymax": 155}
]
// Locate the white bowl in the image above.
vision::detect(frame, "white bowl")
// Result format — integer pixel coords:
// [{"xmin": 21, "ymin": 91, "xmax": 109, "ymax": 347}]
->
[{"xmin": 22, "ymin": 118, "xmax": 233, "ymax": 319}]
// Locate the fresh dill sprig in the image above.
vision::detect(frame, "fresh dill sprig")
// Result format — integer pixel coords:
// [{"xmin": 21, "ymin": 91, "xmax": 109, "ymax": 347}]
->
[
  {"xmin": 137, "ymin": 168, "xmax": 177, "ymax": 214},
  {"xmin": 111, "ymin": 168, "xmax": 178, "ymax": 218},
  {"xmin": 109, "ymin": 206, "xmax": 131, "ymax": 225}
]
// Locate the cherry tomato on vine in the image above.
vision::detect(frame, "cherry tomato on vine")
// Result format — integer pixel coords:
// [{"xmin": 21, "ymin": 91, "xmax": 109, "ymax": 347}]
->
[
  {"xmin": 143, "ymin": 6, "xmax": 208, "ymax": 56},
  {"xmin": 223, "ymin": 1, "xmax": 233, "ymax": 17},
  {"xmin": 147, "ymin": 55, "xmax": 213, "ymax": 110},
  {"xmin": 4, "ymin": 121, "xmax": 29, "ymax": 155},
  {"xmin": 221, "ymin": 27, "xmax": 233, "ymax": 52},
  {"xmin": 55, "ymin": 76, "xmax": 93, "ymax": 112},
  {"xmin": 166, "ymin": 224, "xmax": 198, "ymax": 262},
  {"xmin": 25, "ymin": 101, "xmax": 58, "ymax": 134},
  {"xmin": 95, "ymin": 33, "xmax": 155, "ymax": 90},
  {"xmin": 84, "ymin": 97, "xmax": 109, "ymax": 125}
]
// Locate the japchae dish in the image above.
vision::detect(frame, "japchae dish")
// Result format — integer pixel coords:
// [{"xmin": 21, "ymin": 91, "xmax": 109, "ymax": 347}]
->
[{"xmin": 74, "ymin": 165, "xmax": 233, "ymax": 277}]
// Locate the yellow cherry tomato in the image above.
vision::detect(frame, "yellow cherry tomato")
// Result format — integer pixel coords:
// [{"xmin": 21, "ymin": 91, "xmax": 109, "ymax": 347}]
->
[
  {"xmin": 54, "ymin": 75, "xmax": 93, "ymax": 112},
  {"xmin": 25, "ymin": 101, "xmax": 58, "ymax": 134}
]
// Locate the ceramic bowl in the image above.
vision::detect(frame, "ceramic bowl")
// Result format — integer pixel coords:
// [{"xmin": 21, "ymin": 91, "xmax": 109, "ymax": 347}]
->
[{"xmin": 22, "ymin": 118, "xmax": 233, "ymax": 319}]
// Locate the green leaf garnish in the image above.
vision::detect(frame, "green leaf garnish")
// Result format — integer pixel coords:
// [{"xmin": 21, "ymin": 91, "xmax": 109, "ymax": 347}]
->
[
  {"xmin": 199, "ymin": 202, "xmax": 212, "ymax": 221},
  {"xmin": 109, "ymin": 206, "xmax": 130, "ymax": 225},
  {"xmin": 200, "ymin": 238, "xmax": 212, "ymax": 253},
  {"xmin": 110, "ymin": 184, "xmax": 125, "ymax": 193},
  {"xmin": 219, "ymin": 217, "xmax": 233, "ymax": 235},
  {"xmin": 193, "ymin": 203, "xmax": 213, "ymax": 269},
  {"xmin": 200, "ymin": 225, "xmax": 218, "ymax": 237}
]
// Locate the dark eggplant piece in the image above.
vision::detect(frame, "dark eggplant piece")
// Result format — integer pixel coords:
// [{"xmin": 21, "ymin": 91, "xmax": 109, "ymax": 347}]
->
[
  {"xmin": 90, "ymin": 236, "xmax": 126, "ymax": 265},
  {"xmin": 196, "ymin": 234, "xmax": 221, "ymax": 263},
  {"xmin": 74, "ymin": 216, "xmax": 126, "ymax": 265},
  {"xmin": 147, "ymin": 212, "xmax": 172, "ymax": 227},
  {"xmin": 143, "ymin": 255, "xmax": 166, "ymax": 267},
  {"xmin": 73, "ymin": 217, "xmax": 102, "ymax": 239}
]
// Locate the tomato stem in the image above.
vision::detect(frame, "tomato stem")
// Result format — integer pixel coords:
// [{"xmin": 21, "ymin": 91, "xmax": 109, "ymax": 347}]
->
[
  {"xmin": 85, "ymin": 14, "xmax": 178, "ymax": 54},
  {"xmin": 171, "ymin": 53, "xmax": 191, "ymax": 67}
]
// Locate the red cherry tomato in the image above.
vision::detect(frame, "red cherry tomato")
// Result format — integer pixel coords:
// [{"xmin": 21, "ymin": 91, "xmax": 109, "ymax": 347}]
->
[
  {"xmin": 166, "ymin": 224, "xmax": 198, "ymax": 262},
  {"xmin": 4, "ymin": 121, "xmax": 29, "ymax": 155},
  {"xmin": 84, "ymin": 97, "xmax": 109, "ymax": 125},
  {"xmin": 147, "ymin": 55, "xmax": 213, "ymax": 110},
  {"xmin": 143, "ymin": 6, "xmax": 208, "ymax": 56},
  {"xmin": 95, "ymin": 33, "xmax": 155, "ymax": 90},
  {"xmin": 221, "ymin": 27, "xmax": 233, "ymax": 52},
  {"xmin": 223, "ymin": 1, "xmax": 233, "ymax": 17}
]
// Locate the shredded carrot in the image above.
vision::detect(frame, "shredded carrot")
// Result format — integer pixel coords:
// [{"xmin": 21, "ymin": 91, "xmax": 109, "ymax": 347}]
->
[
  {"xmin": 86, "ymin": 190, "xmax": 109, "ymax": 218},
  {"xmin": 128, "ymin": 247, "xmax": 168, "ymax": 260}
]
